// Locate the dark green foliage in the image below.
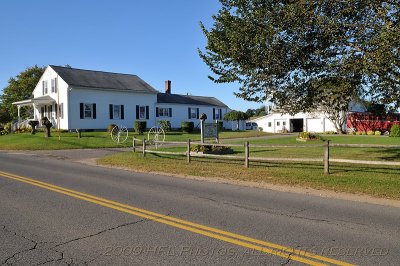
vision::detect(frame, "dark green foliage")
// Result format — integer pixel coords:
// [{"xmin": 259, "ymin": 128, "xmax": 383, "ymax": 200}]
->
[
  {"xmin": 190, "ymin": 144, "xmax": 234, "ymax": 155},
  {"xmin": 0, "ymin": 107, "xmax": 12, "ymax": 124},
  {"xmin": 224, "ymin": 110, "xmax": 249, "ymax": 122},
  {"xmin": 181, "ymin": 121, "xmax": 194, "ymax": 133},
  {"xmin": 0, "ymin": 122, "xmax": 12, "ymax": 135},
  {"xmin": 107, "ymin": 124, "xmax": 117, "ymax": 134},
  {"xmin": 134, "ymin": 121, "xmax": 147, "ymax": 134},
  {"xmin": 157, "ymin": 120, "xmax": 171, "ymax": 132},
  {"xmin": 0, "ymin": 65, "xmax": 45, "ymax": 122},
  {"xmin": 217, "ymin": 121, "xmax": 224, "ymax": 131},
  {"xmin": 224, "ymin": 110, "xmax": 249, "ymax": 130},
  {"xmin": 390, "ymin": 124, "xmax": 400, "ymax": 137},
  {"xmin": 199, "ymin": 0, "xmax": 400, "ymax": 111}
]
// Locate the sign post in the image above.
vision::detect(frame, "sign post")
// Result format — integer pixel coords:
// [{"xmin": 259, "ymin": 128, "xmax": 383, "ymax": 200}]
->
[{"xmin": 200, "ymin": 113, "xmax": 219, "ymax": 143}]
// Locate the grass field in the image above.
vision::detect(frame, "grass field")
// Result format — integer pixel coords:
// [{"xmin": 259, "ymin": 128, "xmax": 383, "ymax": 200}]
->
[
  {"xmin": 154, "ymin": 135, "xmax": 400, "ymax": 162},
  {"xmin": 2, "ymin": 130, "xmax": 399, "ymax": 199},
  {"xmin": 98, "ymin": 134, "xmax": 400, "ymax": 199},
  {"xmin": 97, "ymin": 152, "xmax": 400, "ymax": 199},
  {"xmin": 0, "ymin": 130, "xmax": 271, "ymax": 150}
]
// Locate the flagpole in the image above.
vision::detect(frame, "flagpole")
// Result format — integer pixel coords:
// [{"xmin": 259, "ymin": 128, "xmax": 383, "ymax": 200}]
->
[{"xmin": 57, "ymin": 74, "xmax": 61, "ymax": 140}]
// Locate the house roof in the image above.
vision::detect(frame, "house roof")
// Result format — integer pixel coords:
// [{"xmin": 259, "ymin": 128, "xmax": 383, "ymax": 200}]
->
[
  {"xmin": 157, "ymin": 93, "xmax": 228, "ymax": 107},
  {"xmin": 49, "ymin": 65, "xmax": 158, "ymax": 94}
]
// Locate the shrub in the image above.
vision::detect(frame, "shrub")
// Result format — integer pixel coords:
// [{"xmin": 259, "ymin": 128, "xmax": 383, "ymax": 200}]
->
[
  {"xmin": 323, "ymin": 131, "xmax": 336, "ymax": 134},
  {"xmin": 374, "ymin": 131, "xmax": 381, "ymax": 136},
  {"xmin": 15, "ymin": 125, "xmax": 30, "ymax": 133},
  {"xmin": 107, "ymin": 124, "xmax": 117, "ymax": 134},
  {"xmin": 298, "ymin": 132, "xmax": 320, "ymax": 140},
  {"xmin": 217, "ymin": 121, "xmax": 224, "ymax": 131},
  {"xmin": 5, "ymin": 122, "xmax": 12, "ymax": 132},
  {"xmin": 181, "ymin": 121, "xmax": 194, "ymax": 133},
  {"xmin": 367, "ymin": 130, "xmax": 374, "ymax": 136},
  {"xmin": 362, "ymin": 131, "xmax": 367, "ymax": 135},
  {"xmin": 134, "ymin": 121, "xmax": 147, "ymax": 134},
  {"xmin": 390, "ymin": 124, "xmax": 400, "ymax": 137},
  {"xmin": 190, "ymin": 144, "xmax": 234, "ymax": 155},
  {"xmin": 157, "ymin": 120, "xmax": 171, "ymax": 132}
]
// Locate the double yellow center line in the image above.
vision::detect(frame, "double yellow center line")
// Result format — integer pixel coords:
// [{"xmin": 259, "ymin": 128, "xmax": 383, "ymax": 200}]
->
[{"xmin": 0, "ymin": 170, "xmax": 353, "ymax": 266}]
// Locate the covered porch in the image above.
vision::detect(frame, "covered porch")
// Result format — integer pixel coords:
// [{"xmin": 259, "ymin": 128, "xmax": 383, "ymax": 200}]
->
[{"xmin": 12, "ymin": 95, "xmax": 57, "ymax": 128}]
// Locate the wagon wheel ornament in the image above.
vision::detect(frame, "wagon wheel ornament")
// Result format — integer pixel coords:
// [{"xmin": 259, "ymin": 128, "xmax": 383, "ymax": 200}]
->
[
  {"xmin": 147, "ymin": 127, "xmax": 165, "ymax": 149},
  {"xmin": 111, "ymin": 125, "xmax": 129, "ymax": 144}
]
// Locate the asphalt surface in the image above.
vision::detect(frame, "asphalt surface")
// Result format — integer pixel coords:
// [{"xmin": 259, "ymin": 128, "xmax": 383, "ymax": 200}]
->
[{"xmin": 0, "ymin": 150, "xmax": 399, "ymax": 265}]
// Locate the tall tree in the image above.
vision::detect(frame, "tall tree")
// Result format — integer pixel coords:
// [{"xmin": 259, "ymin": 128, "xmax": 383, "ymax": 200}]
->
[
  {"xmin": 0, "ymin": 65, "xmax": 45, "ymax": 122},
  {"xmin": 199, "ymin": 0, "xmax": 399, "ymax": 129}
]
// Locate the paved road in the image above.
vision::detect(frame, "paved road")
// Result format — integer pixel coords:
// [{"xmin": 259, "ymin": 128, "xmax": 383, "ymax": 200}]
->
[{"xmin": 0, "ymin": 151, "xmax": 399, "ymax": 265}]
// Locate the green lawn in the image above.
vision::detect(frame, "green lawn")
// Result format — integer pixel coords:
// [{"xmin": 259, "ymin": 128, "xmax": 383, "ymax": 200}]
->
[
  {"xmin": 154, "ymin": 135, "xmax": 400, "ymax": 162},
  {"xmin": 97, "ymin": 152, "xmax": 400, "ymax": 199},
  {"xmin": 0, "ymin": 130, "xmax": 271, "ymax": 150}
]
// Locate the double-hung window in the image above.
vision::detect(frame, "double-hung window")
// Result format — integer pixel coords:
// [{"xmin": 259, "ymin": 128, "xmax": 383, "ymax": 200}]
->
[
  {"xmin": 51, "ymin": 78, "xmax": 58, "ymax": 93},
  {"xmin": 136, "ymin": 105, "xmax": 149, "ymax": 120},
  {"xmin": 213, "ymin": 108, "xmax": 222, "ymax": 120},
  {"xmin": 80, "ymin": 103, "xmax": 96, "ymax": 119},
  {"xmin": 109, "ymin": 104, "xmax": 124, "ymax": 120},
  {"xmin": 84, "ymin": 104, "xmax": 93, "ymax": 118},
  {"xmin": 42, "ymin": 80, "xmax": 48, "ymax": 95},
  {"xmin": 51, "ymin": 79, "xmax": 55, "ymax": 93},
  {"xmin": 156, "ymin": 107, "xmax": 172, "ymax": 118},
  {"xmin": 188, "ymin": 108, "xmax": 199, "ymax": 119}
]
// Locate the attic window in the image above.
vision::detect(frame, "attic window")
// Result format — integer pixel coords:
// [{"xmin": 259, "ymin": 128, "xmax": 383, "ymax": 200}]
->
[{"xmin": 42, "ymin": 80, "xmax": 48, "ymax": 95}]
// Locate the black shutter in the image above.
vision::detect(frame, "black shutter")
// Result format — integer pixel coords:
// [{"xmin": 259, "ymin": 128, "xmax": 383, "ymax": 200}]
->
[
  {"xmin": 156, "ymin": 107, "xmax": 159, "ymax": 117},
  {"xmin": 169, "ymin": 108, "xmax": 172, "ymax": 117},
  {"xmin": 196, "ymin": 108, "xmax": 199, "ymax": 119},
  {"xmin": 80, "ymin": 103, "xmax": 83, "ymax": 119},
  {"xmin": 188, "ymin": 108, "xmax": 191, "ymax": 119},
  {"xmin": 136, "ymin": 105, "xmax": 139, "ymax": 119},
  {"xmin": 121, "ymin": 105, "xmax": 124, "ymax": 120},
  {"xmin": 219, "ymin": 109, "xmax": 222, "ymax": 120},
  {"xmin": 213, "ymin": 108, "xmax": 216, "ymax": 120},
  {"xmin": 109, "ymin": 104, "xmax": 113, "ymax": 119},
  {"xmin": 55, "ymin": 103, "xmax": 58, "ymax": 117},
  {"xmin": 146, "ymin": 106, "xmax": 149, "ymax": 120},
  {"xmin": 92, "ymin": 103, "xmax": 96, "ymax": 119}
]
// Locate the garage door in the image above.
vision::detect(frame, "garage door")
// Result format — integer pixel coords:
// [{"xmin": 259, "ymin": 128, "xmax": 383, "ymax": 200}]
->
[{"xmin": 307, "ymin": 118, "xmax": 323, "ymax": 132}]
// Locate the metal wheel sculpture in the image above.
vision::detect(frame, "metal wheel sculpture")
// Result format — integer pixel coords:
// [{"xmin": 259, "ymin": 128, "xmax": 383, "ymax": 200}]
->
[
  {"xmin": 147, "ymin": 127, "xmax": 165, "ymax": 148},
  {"xmin": 111, "ymin": 125, "xmax": 129, "ymax": 144}
]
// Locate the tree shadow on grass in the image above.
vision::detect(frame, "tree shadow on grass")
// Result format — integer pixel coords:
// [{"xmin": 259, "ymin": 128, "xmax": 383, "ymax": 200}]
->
[{"xmin": 377, "ymin": 148, "xmax": 400, "ymax": 161}]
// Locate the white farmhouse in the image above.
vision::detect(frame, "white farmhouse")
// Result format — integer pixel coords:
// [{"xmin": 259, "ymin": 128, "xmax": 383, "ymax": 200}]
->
[{"xmin": 12, "ymin": 65, "xmax": 230, "ymax": 130}]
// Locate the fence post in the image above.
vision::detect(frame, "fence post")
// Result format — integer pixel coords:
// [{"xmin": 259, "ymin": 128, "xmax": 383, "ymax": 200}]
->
[
  {"xmin": 324, "ymin": 140, "xmax": 330, "ymax": 174},
  {"xmin": 132, "ymin": 138, "xmax": 136, "ymax": 152},
  {"xmin": 187, "ymin": 139, "xmax": 191, "ymax": 163},
  {"xmin": 244, "ymin": 141, "xmax": 249, "ymax": 168},
  {"xmin": 142, "ymin": 140, "xmax": 146, "ymax": 157}
]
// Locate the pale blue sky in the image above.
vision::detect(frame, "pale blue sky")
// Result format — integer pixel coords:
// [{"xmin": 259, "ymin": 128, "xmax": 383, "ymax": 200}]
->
[{"xmin": 0, "ymin": 0, "xmax": 262, "ymax": 111}]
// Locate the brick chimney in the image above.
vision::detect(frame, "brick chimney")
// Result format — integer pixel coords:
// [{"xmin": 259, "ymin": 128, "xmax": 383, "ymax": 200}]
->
[{"xmin": 165, "ymin": 80, "xmax": 171, "ymax": 94}]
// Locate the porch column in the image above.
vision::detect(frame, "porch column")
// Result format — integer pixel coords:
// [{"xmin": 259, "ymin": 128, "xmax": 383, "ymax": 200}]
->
[
  {"xmin": 17, "ymin": 106, "xmax": 21, "ymax": 123},
  {"xmin": 33, "ymin": 103, "xmax": 36, "ymax": 120}
]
